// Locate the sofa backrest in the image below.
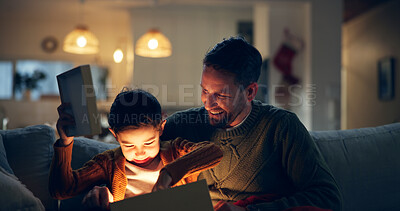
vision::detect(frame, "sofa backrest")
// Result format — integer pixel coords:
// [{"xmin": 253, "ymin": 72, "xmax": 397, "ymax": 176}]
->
[
  {"xmin": 311, "ymin": 123, "xmax": 400, "ymax": 211},
  {"xmin": 0, "ymin": 125, "xmax": 57, "ymax": 210}
]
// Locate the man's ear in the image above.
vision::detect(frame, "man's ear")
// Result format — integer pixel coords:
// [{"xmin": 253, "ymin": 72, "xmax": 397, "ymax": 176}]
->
[
  {"xmin": 108, "ymin": 128, "xmax": 117, "ymax": 138},
  {"xmin": 159, "ymin": 120, "xmax": 167, "ymax": 136},
  {"xmin": 246, "ymin": 82, "xmax": 258, "ymax": 102}
]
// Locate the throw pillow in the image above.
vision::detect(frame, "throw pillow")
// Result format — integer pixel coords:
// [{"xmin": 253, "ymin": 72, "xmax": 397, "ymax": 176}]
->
[
  {"xmin": 71, "ymin": 137, "xmax": 119, "ymax": 168},
  {"xmin": 0, "ymin": 166, "xmax": 45, "ymax": 211},
  {"xmin": 0, "ymin": 134, "xmax": 14, "ymax": 175},
  {"xmin": 1, "ymin": 125, "xmax": 58, "ymax": 210}
]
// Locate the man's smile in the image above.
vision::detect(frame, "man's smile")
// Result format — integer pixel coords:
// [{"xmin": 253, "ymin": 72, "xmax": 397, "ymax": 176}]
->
[{"xmin": 209, "ymin": 110, "xmax": 224, "ymax": 115}]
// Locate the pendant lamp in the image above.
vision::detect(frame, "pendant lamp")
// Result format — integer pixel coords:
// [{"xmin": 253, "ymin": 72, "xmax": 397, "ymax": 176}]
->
[
  {"xmin": 113, "ymin": 48, "xmax": 124, "ymax": 63},
  {"xmin": 63, "ymin": 24, "xmax": 99, "ymax": 54},
  {"xmin": 135, "ymin": 29, "xmax": 172, "ymax": 58}
]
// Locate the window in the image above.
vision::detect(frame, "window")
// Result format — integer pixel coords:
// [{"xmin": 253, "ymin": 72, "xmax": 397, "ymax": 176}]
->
[
  {"xmin": 0, "ymin": 61, "xmax": 13, "ymax": 99},
  {"xmin": 0, "ymin": 59, "xmax": 109, "ymax": 101},
  {"xmin": 15, "ymin": 60, "xmax": 74, "ymax": 100}
]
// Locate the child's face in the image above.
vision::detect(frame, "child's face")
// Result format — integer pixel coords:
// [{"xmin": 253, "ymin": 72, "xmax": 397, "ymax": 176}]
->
[{"xmin": 113, "ymin": 126, "xmax": 161, "ymax": 167}]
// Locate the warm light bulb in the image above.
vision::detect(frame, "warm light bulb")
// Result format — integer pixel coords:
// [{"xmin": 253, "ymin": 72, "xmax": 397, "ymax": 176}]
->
[
  {"xmin": 113, "ymin": 49, "xmax": 124, "ymax": 63},
  {"xmin": 77, "ymin": 36, "xmax": 87, "ymax": 47},
  {"xmin": 148, "ymin": 39, "xmax": 158, "ymax": 50}
]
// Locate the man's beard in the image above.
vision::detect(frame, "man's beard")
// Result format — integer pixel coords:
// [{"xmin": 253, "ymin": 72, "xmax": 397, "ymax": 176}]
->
[{"xmin": 207, "ymin": 112, "xmax": 231, "ymax": 128}]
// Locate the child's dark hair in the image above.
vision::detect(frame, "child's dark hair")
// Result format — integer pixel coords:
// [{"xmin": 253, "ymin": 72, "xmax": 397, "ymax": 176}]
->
[
  {"xmin": 203, "ymin": 36, "xmax": 262, "ymax": 87},
  {"xmin": 108, "ymin": 89, "xmax": 162, "ymax": 133}
]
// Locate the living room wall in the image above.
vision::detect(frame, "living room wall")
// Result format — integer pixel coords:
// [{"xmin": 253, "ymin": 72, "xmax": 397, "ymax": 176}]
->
[
  {"xmin": 254, "ymin": 0, "xmax": 342, "ymax": 131},
  {"xmin": 254, "ymin": 2, "xmax": 312, "ymax": 129},
  {"xmin": 342, "ymin": 0, "xmax": 400, "ymax": 129},
  {"xmin": 130, "ymin": 5, "xmax": 253, "ymax": 111}
]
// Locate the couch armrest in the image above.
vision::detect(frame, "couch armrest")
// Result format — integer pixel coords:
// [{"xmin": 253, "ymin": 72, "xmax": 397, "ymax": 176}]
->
[{"xmin": 311, "ymin": 122, "xmax": 400, "ymax": 211}]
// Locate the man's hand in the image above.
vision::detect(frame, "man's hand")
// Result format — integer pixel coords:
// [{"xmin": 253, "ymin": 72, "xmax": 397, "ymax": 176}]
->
[
  {"xmin": 56, "ymin": 103, "xmax": 74, "ymax": 146},
  {"xmin": 82, "ymin": 186, "xmax": 113, "ymax": 211},
  {"xmin": 152, "ymin": 169, "xmax": 173, "ymax": 192},
  {"xmin": 214, "ymin": 201, "xmax": 246, "ymax": 211}
]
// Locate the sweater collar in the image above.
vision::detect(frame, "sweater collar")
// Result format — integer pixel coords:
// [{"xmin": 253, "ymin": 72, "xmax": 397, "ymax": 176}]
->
[
  {"xmin": 223, "ymin": 106, "xmax": 252, "ymax": 132},
  {"xmin": 212, "ymin": 100, "xmax": 262, "ymax": 141}
]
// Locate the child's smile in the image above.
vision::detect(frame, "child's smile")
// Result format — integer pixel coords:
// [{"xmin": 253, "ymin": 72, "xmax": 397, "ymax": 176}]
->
[{"xmin": 111, "ymin": 126, "xmax": 161, "ymax": 168}]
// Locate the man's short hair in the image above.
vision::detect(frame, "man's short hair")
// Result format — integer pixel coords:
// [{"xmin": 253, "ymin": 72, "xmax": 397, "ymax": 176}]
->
[
  {"xmin": 108, "ymin": 89, "xmax": 162, "ymax": 133},
  {"xmin": 203, "ymin": 36, "xmax": 262, "ymax": 87}
]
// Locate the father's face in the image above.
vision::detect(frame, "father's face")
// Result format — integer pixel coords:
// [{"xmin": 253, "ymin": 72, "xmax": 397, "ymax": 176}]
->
[{"xmin": 200, "ymin": 65, "xmax": 250, "ymax": 128}]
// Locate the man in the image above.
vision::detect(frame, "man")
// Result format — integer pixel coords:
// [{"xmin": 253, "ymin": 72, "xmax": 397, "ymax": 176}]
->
[{"xmin": 160, "ymin": 37, "xmax": 342, "ymax": 211}]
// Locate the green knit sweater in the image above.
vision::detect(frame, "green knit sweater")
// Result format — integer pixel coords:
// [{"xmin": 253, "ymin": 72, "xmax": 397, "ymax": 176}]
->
[{"xmin": 161, "ymin": 100, "xmax": 342, "ymax": 211}]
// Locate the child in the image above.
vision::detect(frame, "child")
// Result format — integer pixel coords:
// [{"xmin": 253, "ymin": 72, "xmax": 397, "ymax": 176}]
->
[{"xmin": 49, "ymin": 89, "xmax": 223, "ymax": 210}]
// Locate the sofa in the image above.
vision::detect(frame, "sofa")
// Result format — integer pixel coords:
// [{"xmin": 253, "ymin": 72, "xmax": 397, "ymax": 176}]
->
[
  {"xmin": 0, "ymin": 125, "xmax": 119, "ymax": 211},
  {"xmin": 0, "ymin": 122, "xmax": 399, "ymax": 211}
]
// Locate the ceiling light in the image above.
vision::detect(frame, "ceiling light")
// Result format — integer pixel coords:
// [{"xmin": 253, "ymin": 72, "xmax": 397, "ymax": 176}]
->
[
  {"xmin": 63, "ymin": 25, "xmax": 99, "ymax": 54},
  {"xmin": 113, "ymin": 48, "xmax": 124, "ymax": 63},
  {"xmin": 135, "ymin": 29, "xmax": 172, "ymax": 58}
]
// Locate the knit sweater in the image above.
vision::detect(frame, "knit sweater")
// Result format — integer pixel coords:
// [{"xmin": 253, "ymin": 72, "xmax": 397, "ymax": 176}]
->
[
  {"xmin": 49, "ymin": 137, "xmax": 223, "ymax": 202},
  {"xmin": 161, "ymin": 100, "xmax": 342, "ymax": 211}
]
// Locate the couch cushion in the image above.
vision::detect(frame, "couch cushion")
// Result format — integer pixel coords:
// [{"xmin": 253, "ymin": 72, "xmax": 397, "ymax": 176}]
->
[
  {"xmin": 311, "ymin": 123, "xmax": 400, "ymax": 211},
  {"xmin": 0, "ymin": 166, "xmax": 45, "ymax": 211},
  {"xmin": 0, "ymin": 125, "xmax": 58, "ymax": 211},
  {"xmin": 70, "ymin": 137, "xmax": 119, "ymax": 169},
  {"xmin": 0, "ymin": 134, "xmax": 14, "ymax": 175}
]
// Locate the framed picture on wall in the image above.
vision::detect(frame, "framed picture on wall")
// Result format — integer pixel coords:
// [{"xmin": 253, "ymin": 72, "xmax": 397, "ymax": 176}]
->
[{"xmin": 378, "ymin": 57, "xmax": 395, "ymax": 101}]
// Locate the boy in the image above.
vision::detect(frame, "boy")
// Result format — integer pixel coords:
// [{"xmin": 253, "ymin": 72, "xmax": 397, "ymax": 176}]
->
[{"xmin": 49, "ymin": 89, "xmax": 223, "ymax": 210}]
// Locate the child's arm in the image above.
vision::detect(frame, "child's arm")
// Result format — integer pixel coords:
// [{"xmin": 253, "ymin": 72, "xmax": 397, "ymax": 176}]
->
[
  {"xmin": 49, "ymin": 140, "xmax": 110, "ymax": 199},
  {"xmin": 161, "ymin": 137, "xmax": 223, "ymax": 186},
  {"xmin": 49, "ymin": 104, "xmax": 109, "ymax": 199}
]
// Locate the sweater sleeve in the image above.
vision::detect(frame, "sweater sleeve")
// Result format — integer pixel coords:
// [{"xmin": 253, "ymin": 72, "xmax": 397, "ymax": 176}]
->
[
  {"xmin": 162, "ymin": 138, "xmax": 223, "ymax": 185},
  {"xmin": 247, "ymin": 113, "xmax": 342, "ymax": 211},
  {"xmin": 48, "ymin": 139, "xmax": 109, "ymax": 199}
]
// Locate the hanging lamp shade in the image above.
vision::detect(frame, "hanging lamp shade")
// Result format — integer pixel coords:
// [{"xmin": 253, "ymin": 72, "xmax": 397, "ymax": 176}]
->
[
  {"xmin": 135, "ymin": 29, "xmax": 172, "ymax": 58},
  {"xmin": 113, "ymin": 48, "xmax": 124, "ymax": 63},
  {"xmin": 63, "ymin": 25, "xmax": 99, "ymax": 54}
]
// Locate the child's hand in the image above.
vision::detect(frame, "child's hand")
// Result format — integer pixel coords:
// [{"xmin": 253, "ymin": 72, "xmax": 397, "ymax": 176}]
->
[
  {"xmin": 152, "ymin": 169, "xmax": 173, "ymax": 192},
  {"xmin": 82, "ymin": 185, "xmax": 113, "ymax": 211},
  {"xmin": 56, "ymin": 103, "xmax": 75, "ymax": 146}
]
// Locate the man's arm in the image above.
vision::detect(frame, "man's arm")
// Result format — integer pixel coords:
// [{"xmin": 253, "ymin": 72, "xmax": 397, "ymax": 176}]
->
[{"xmin": 247, "ymin": 113, "xmax": 342, "ymax": 211}]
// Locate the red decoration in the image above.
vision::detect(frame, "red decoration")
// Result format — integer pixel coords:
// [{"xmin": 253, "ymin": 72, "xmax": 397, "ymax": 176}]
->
[
  {"xmin": 272, "ymin": 29, "xmax": 304, "ymax": 85},
  {"xmin": 273, "ymin": 44, "xmax": 296, "ymax": 76}
]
